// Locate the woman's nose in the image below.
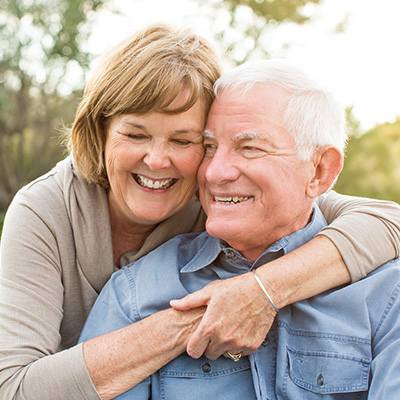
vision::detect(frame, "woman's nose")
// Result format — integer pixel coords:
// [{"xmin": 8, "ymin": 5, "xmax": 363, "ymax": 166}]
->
[{"xmin": 143, "ymin": 143, "xmax": 171, "ymax": 170}]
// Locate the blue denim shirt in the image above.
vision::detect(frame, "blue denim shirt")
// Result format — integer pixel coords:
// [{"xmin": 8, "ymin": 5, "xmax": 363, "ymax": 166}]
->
[{"xmin": 80, "ymin": 206, "xmax": 400, "ymax": 399}]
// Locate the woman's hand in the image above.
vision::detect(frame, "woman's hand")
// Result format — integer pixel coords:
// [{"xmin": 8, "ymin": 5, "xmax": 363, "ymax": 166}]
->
[{"xmin": 170, "ymin": 271, "xmax": 277, "ymax": 360}]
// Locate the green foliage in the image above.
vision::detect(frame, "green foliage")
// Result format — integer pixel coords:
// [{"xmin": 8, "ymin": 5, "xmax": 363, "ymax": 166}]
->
[
  {"xmin": 0, "ymin": 0, "xmax": 108, "ymax": 211},
  {"xmin": 335, "ymin": 119, "xmax": 400, "ymax": 203},
  {"xmin": 0, "ymin": 211, "xmax": 4, "ymax": 237},
  {"xmin": 197, "ymin": 0, "xmax": 322, "ymax": 65},
  {"xmin": 221, "ymin": 0, "xmax": 321, "ymax": 23}
]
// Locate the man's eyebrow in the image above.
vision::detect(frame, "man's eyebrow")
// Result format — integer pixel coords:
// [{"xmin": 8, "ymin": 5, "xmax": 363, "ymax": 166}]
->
[
  {"xmin": 202, "ymin": 129, "xmax": 215, "ymax": 139},
  {"xmin": 232, "ymin": 132, "xmax": 268, "ymax": 142},
  {"xmin": 202, "ymin": 130, "xmax": 269, "ymax": 141}
]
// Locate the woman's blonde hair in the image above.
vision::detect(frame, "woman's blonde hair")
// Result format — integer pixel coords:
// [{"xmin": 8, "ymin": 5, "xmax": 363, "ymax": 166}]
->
[{"xmin": 67, "ymin": 24, "xmax": 222, "ymax": 188}]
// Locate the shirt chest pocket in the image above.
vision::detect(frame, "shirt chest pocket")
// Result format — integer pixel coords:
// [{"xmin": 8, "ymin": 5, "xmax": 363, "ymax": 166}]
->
[
  {"xmin": 159, "ymin": 353, "xmax": 256, "ymax": 400},
  {"xmin": 285, "ymin": 346, "xmax": 370, "ymax": 399}
]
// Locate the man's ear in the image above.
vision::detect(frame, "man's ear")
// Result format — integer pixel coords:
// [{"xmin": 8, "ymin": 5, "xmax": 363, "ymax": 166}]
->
[{"xmin": 306, "ymin": 145, "xmax": 343, "ymax": 199}]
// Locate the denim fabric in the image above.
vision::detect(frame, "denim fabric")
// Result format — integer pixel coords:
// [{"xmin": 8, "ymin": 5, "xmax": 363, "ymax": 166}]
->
[{"xmin": 80, "ymin": 206, "xmax": 400, "ymax": 399}]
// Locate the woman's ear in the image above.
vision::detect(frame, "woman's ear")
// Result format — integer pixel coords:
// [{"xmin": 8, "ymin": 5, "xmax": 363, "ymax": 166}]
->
[{"xmin": 306, "ymin": 145, "xmax": 343, "ymax": 199}]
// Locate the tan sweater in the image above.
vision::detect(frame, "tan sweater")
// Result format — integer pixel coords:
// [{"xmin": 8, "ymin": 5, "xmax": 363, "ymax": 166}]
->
[{"xmin": 0, "ymin": 156, "xmax": 399, "ymax": 399}]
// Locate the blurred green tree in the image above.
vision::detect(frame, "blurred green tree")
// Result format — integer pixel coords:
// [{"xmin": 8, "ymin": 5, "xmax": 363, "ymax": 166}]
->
[
  {"xmin": 335, "ymin": 118, "xmax": 400, "ymax": 203},
  {"xmin": 0, "ymin": 0, "xmax": 107, "ymax": 210},
  {"xmin": 198, "ymin": 0, "xmax": 322, "ymax": 66}
]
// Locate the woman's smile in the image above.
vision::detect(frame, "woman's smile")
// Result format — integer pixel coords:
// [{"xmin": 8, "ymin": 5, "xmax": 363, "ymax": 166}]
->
[{"xmin": 133, "ymin": 173, "xmax": 178, "ymax": 190}]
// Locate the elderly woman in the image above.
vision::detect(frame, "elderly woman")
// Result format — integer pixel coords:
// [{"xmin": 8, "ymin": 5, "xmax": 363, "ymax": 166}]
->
[{"xmin": 0, "ymin": 24, "xmax": 399, "ymax": 400}]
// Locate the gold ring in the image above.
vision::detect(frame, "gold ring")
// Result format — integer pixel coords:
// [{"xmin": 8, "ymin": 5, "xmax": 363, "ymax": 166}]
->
[{"xmin": 226, "ymin": 351, "xmax": 243, "ymax": 362}]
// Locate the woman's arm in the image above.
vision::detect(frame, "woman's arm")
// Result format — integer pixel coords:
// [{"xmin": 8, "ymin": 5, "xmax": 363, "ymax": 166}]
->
[
  {"xmin": 171, "ymin": 192, "xmax": 400, "ymax": 359},
  {"xmin": 83, "ymin": 307, "xmax": 204, "ymax": 400},
  {"xmin": 317, "ymin": 191, "xmax": 400, "ymax": 281},
  {"xmin": 78, "ymin": 263, "xmax": 206, "ymax": 400},
  {"xmin": 0, "ymin": 181, "xmax": 202, "ymax": 400},
  {"xmin": 0, "ymin": 189, "xmax": 96, "ymax": 400}
]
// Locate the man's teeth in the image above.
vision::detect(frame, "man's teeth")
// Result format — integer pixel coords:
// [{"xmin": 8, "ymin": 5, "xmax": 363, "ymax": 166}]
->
[
  {"xmin": 214, "ymin": 195, "xmax": 249, "ymax": 204},
  {"xmin": 135, "ymin": 175, "xmax": 175, "ymax": 189}
]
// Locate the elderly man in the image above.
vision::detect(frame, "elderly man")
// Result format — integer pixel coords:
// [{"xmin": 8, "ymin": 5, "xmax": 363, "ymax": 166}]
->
[{"xmin": 80, "ymin": 60, "xmax": 400, "ymax": 399}]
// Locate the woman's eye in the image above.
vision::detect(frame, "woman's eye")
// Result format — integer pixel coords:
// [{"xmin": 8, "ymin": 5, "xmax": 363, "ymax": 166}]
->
[
  {"xmin": 172, "ymin": 139, "xmax": 192, "ymax": 146},
  {"xmin": 127, "ymin": 133, "xmax": 146, "ymax": 139}
]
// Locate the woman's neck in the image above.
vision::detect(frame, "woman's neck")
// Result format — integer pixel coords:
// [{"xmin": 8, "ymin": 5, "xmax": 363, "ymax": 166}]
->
[{"xmin": 108, "ymin": 202, "xmax": 156, "ymax": 268}]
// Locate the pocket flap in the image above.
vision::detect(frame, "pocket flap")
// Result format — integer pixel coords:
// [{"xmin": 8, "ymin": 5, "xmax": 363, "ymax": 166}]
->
[
  {"xmin": 287, "ymin": 347, "xmax": 370, "ymax": 394},
  {"xmin": 161, "ymin": 353, "xmax": 251, "ymax": 378}
]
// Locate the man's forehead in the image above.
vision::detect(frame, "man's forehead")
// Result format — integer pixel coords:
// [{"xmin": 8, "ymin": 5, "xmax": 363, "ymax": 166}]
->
[{"xmin": 202, "ymin": 129, "xmax": 269, "ymax": 142}]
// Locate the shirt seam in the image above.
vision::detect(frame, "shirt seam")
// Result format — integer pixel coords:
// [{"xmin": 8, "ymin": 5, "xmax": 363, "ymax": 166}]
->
[
  {"xmin": 277, "ymin": 320, "xmax": 371, "ymax": 345},
  {"xmin": 373, "ymin": 279, "xmax": 400, "ymax": 339},
  {"xmin": 123, "ymin": 268, "xmax": 142, "ymax": 322}
]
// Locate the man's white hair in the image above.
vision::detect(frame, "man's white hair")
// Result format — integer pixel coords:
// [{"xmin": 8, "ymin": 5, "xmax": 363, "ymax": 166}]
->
[{"xmin": 214, "ymin": 59, "xmax": 348, "ymax": 161}]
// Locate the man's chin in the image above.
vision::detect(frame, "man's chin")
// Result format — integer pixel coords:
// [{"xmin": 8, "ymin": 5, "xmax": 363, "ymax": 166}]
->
[{"xmin": 206, "ymin": 219, "xmax": 242, "ymax": 241}]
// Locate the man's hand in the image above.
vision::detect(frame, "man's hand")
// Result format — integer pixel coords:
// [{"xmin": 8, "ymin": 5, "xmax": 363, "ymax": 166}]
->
[{"xmin": 170, "ymin": 272, "xmax": 277, "ymax": 360}]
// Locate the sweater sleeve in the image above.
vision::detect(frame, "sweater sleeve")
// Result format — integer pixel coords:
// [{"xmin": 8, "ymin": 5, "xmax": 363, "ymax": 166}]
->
[
  {"xmin": 316, "ymin": 191, "xmax": 400, "ymax": 282},
  {"xmin": 0, "ymin": 185, "xmax": 101, "ymax": 399}
]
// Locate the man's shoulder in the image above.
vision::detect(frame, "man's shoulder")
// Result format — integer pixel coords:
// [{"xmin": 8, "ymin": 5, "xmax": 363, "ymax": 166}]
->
[
  {"xmin": 330, "ymin": 257, "xmax": 400, "ymax": 304},
  {"xmin": 121, "ymin": 232, "xmax": 212, "ymax": 285},
  {"xmin": 120, "ymin": 232, "xmax": 214, "ymax": 318},
  {"xmin": 128, "ymin": 231, "xmax": 212, "ymax": 268},
  {"xmin": 368, "ymin": 257, "xmax": 400, "ymax": 279},
  {"xmin": 286, "ymin": 258, "xmax": 400, "ymax": 326}
]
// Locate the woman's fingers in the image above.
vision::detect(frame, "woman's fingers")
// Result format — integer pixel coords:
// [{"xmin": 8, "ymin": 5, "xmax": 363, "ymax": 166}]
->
[
  {"xmin": 170, "ymin": 290, "xmax": 211, "ymax": 310},
  {"xmin": 185, "ymin": 273, "xmax": 277, "ymax": 360}
]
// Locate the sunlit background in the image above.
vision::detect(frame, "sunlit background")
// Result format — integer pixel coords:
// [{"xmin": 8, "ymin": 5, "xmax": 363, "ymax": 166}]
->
[
  {"xmin": 89, "ymin": 0, "xmax": 400, "ymax": 131},
  {"xmin": 1, "ymin": 0, "xmax": 400, "ymax": 229}
]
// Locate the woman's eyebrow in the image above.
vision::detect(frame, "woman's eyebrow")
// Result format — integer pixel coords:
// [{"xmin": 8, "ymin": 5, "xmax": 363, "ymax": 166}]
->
[{"xmin": 123, "ymin": 121, "xmax": 145, "ymax": 128}]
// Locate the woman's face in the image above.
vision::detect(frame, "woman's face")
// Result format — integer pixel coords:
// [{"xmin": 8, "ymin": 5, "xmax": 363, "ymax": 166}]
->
[{"xmin": 105, "ymin": 92, "xmax": 206, "ymax": 228}]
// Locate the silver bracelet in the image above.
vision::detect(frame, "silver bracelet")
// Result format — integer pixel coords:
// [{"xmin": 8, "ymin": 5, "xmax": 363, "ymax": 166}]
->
[{"xmin": 252, "ymin": 270, "xmax": 279, "ymax": 312}]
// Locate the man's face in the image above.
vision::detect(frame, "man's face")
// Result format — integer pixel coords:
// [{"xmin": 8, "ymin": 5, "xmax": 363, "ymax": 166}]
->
[{"xmin": 198, "ymin": 84, "xmax": 316, "ymax": 261}]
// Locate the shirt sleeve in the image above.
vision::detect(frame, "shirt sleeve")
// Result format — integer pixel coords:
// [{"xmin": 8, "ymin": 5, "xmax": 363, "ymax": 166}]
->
[
  {"xmin": 0, "ymin": 193, "xmax": 101, "ymax": 399},
  {"xmin": 316, "ymin": 191, "xmax": 400, "ymax": 282}
]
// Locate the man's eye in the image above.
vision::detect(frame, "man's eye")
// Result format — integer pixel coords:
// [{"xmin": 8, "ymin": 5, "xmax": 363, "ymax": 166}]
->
[
  {"xmin": 243, "ymin": 146, "xmax": 258, "ymax": 151},
  {"xmin": 204, "ymin": 143, "xmax": 217, "ymax": 155},
  {"xmin": 239, "ymin": 146, "xmax": 266, "ymax": 158}
]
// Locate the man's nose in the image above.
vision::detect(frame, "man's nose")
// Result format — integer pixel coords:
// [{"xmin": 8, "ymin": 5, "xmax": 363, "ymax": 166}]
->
[
  {"xmin": 143, "ymin": 143, "xmax": 171, "ymax": 170},
  {"xmin": 205, "ymin": 148, "xmax": 240, "ymax": 184}
]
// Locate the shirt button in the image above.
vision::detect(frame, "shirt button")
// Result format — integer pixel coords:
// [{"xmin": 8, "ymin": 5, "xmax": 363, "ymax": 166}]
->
[
  {"xmin": 202, "ymin": 363, "xmax": 211, "ymax": 373},
  {"xmin": 225, "ymin": 250, "xmax": 235, "ymax": 258},
  {"xmin": 317, "ymin": 374, "xmax": 324, "ymax": 386},
  {"xmin": 262, "ymin": 337, "xmax": 269, "ymax": 346}
]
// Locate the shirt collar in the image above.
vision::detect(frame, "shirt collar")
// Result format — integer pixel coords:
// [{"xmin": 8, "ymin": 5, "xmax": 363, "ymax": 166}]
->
[
  {"xmin": 181, "ymin": 233, "xmax": 224, "ymax": 273},
  {"xmin": 181, "ymin": 205, "xmax": 327, "ymax": 273}
]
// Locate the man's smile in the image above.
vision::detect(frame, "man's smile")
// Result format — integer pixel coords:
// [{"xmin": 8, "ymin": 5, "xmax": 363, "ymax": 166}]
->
[{"xmin": 213, "ymin": 195, "xmax": 251, "ymax": 204}]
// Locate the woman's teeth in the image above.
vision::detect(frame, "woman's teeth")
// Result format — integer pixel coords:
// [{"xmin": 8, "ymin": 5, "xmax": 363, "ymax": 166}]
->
[
  {"xmin": 214, "ymin": 196, "xmax": 249, "ymax": 204},
  {"xmin": 134, "ymin": 174, "xmax": 176, "ymax": 189}
]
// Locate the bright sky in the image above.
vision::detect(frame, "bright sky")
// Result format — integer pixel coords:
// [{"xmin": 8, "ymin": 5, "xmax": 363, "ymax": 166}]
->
[{"xmin": 88, "ymin": 0, "xmax": 400, "ymax": 132}]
